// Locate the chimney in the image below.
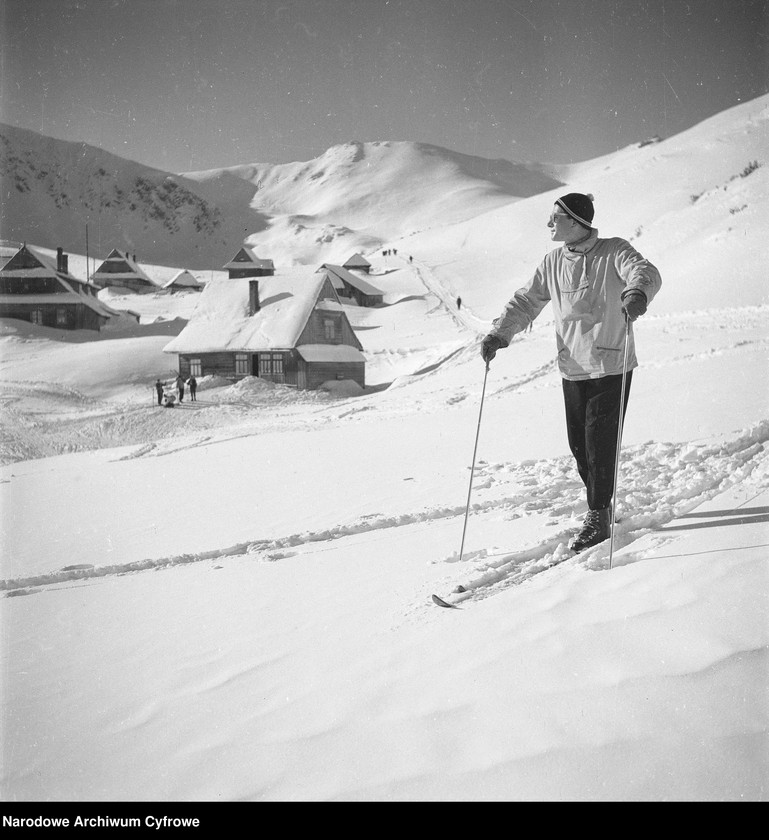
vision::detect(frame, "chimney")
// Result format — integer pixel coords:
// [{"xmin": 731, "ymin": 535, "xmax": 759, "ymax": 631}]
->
[
  {"xmin": 56, "ymin": 247, "xmax": 68, "ymax": 274},
  {"xmin": 249, "ymin": 280, "xmax": 261, "ymax": 315}
]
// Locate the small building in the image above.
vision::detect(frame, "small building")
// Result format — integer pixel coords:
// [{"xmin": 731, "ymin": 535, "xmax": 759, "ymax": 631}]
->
[
  {"xmin": 223, "ymin": 246, "xmax": 275, "ymax": 278},
  {"xmin": 343, "ymin": 252, "xmax": 372, "ymax": 274},
  {"xmin": 316, "ymin": 264, "xmax": 384, "ymax": 307},
  {"xmin": 91, "ymin": 248, "xmax": 159, "ymax": 293},
  {"xmin": 162, "ymin": 269, "xmax": 205, "ymax": 293},
  {"xmin": 0, "ymin": 244, "xmax": 119, "ymax": 331},
  {"xmin": 163, "ymin": 269, "xmax": 365, "ymax": 390}
]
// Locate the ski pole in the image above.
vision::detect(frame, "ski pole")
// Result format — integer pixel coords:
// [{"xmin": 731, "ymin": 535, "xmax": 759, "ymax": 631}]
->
[
  {"xmin": 458, "ymin": 360, "xmax": 490, "ymax": 562},
  {"xmin": 609, "ymin": 320, "xmax": 632, "ymax": 570}
]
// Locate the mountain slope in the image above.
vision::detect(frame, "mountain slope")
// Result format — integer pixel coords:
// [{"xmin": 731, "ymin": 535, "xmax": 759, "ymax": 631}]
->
[
  {"xmin": 399, "ymin": 94, "xmax": 769, "ymax": 318},
  {"xmin": 1, "ymin": 126, "xmax": 562, "ymax": 270},
  {"xmin": 183, "ymin": 141, "xmax": 563, "ymax": 264},
  {"xmin": 0, "ymin": 124, "xmax": 266, "ymax": 270}
]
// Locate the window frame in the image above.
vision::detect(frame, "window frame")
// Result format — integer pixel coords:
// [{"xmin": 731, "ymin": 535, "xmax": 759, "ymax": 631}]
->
[{"xmin": 234, "ymin": 353, "xmax": 249, "ymax": 376}]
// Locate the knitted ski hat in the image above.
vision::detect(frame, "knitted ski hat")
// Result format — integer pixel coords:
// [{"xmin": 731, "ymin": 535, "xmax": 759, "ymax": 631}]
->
[{"xmin": 556, "ymin": 193, "xmax": 595, "ymax": 228}]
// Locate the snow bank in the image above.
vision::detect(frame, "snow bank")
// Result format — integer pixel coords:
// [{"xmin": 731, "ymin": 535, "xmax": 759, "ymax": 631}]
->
[{"xmin": 318, "ymin": 379, "xmax": 365, "ymax": 396}]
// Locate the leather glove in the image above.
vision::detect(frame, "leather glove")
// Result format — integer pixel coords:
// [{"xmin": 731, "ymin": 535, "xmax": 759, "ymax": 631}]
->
[
  {"xmin": 621, "ymin": 289, "xmax": 647, "ymax": 322},
  {"xmin": 481, "ymin": 334, "xmax": 504, "ymax": 363}
]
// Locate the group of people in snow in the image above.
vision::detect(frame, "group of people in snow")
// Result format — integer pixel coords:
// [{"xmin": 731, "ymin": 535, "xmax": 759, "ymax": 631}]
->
[
  {"xmin": 155, "ymin": 374, "xmax": 197, "ymax": 407},
  {"xmin": 481, "ymin": 192, "xmax": 661, "ymax": 553}
]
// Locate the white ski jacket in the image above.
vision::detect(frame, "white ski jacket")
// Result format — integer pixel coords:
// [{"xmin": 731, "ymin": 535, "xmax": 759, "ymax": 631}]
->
[{"xmin": 489, "ymin": 230, "xmax": 662, "ymax": 380}]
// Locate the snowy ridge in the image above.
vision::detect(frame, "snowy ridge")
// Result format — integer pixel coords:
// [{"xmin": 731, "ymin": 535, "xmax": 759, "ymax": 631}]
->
[
  {"xmin": 0, "ymin": 123, "xmax": 262, "ymax": 269},
  {"xmin": 1, "ymin": 128, "xmax": 561, "ymax": 269}
]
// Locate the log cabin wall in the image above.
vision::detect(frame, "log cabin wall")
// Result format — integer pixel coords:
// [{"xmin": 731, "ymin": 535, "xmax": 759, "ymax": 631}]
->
[
  {"xmin": 297, "ymin": 310, "xmax": 361, "ymax": 348},
  {"xmin": 0, "ymin": 302, "xmax": 103, "ymax": 330}
]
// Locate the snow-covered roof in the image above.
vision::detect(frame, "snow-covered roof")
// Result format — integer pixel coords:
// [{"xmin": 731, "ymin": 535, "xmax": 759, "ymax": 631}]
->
[
  {"xmin": 92, "ymin": 249, "xmax": 157, "ymax": 286},
  {"xmin": 343, "ymin": 252, "xmax": 371, "ymax": 268},
  {"xmin": 316, "ymin": 265, "xmax": 383, "ymax": 297},
  {"xmin": 163, "ymin": 270, "xmax": 204, "ymax": 289},
  {"xmin": 296, "ymin": 344, "xmax": 366, "ymax": 363},
  {"xmin": 163, "ymin": 269, "xmax": 338, "ymax": 354},
  {"xmin": 223, "ymin": 246, "xmax": 274, "ymax": 271},
  {"xmin": 0, "ymin": 244, "xmax": 99, "ymax": 294},
  {"xmin": 0, "ymin": 291, "xmax": 119, "ymax": 319},
  {"xmin": 0, "ymin": 244, "xmax": 19, "ymax": 266}
]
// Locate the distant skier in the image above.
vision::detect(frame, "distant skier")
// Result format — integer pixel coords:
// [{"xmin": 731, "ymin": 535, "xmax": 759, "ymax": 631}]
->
[
  {"xmin": 481, "ymin": 193, "xmax": 661, "ymax": 552},
  {"xmin": 188, "ymin": 375, "xmax": 197, "ymax": 402},
  {"xmin": 155, "ymin": 379, "xmax": 164, "ymax": 406},
  {"xmin": 175, "ymin": 374, "xmax": 185, "ymax": 403},
  {"xmin": 456, "ymin": 296, "xmax": 462, "ymax": 310}
]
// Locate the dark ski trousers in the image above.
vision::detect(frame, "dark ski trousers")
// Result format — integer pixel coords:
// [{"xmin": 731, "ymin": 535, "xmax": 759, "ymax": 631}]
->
[{"xmin": 562, "ymin": 371, "xmax": 632, "ymax": 511}]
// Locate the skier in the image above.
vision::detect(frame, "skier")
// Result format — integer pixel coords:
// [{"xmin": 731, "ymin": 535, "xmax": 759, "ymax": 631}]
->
[
  {"xmin": 175, "ymin": 374, "xmax": 185, "ymax": 403},
  {"xmin": 457, "ymin": 296, "xmax": 462, "ymax": 310},
  {"xmin": 481, "ymin": 193, "xmax": 661, "ymax": 552},
  {"xmin": 155, "ymin": 379, "xmax": 164, "ymax": 406},
  {"xmin": 188, "ymin": 374, "xmax": 197, "ymax": 402}
]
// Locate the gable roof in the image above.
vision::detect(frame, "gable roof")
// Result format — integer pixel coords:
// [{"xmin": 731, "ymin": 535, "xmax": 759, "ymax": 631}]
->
[
  {"xmin": 1, "ymin": 243, "xmax": 65, "ymax": 276},
  {"xmin": 316, "ymin": 264, "xmax": 383, "ymax": 297},
  {"xmin": 0, "ymin": 244, "xmax": 94, "ymax": 292},
  {"xmin": 163, "ymin": 269, "xmax": 204, "ymax": 289},
  {"xmin": 222, "ymin": 245, "xmax": 274, "ymax": 272},
  {"xmin": 343, "ymin": 252, "xmax": 372, "ymax": 269},
  {"xmin": 91, "ymin": 249, "xmax": 157, "ymax": 287},
  {"xmin": 0, "ymin": 241, "xmax": 21, "ymax": 268},
  {"xmin": 163, "ymin": 269, "xmax": 351, "ymax": 354},
  {"xmin": 0, "ymin": 244, "xmax": 121, "ymax": 320}
]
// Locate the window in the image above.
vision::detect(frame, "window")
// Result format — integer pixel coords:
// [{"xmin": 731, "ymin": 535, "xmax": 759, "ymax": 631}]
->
[
  {"xmin": 30, "ymin": 309, "xmax": 43, "ymax": 325},
  {"xmin": 324, "ymin": 318, "xmax": 337, "ymax": 340},
  {"xmin": 189, "ymin": 358, "xmax": 202, "ymax": 377},
  {"xmin": 235, "ymin": 353, "xmax": 249, "ymax": 375},
  {"xmin": 56, "ymin": 307, "xmax": 68, "ymax": 326},
  {"xmin": 259, "ymin": 354, "xmax": 284, "ymax": 377}
]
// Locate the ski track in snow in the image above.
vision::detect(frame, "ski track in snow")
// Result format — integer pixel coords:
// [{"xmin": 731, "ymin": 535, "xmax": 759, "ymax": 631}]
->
[
  {"xmin": 4, "ymin": 419, "xmax": 768, "ymax": 599},
  {"xmin": 2, "ymin": 242, "xmax": 767, "ymax": 604},
  {"xmin": 437, "ymin": 420, "xmax": 769, "ymax": 606}
]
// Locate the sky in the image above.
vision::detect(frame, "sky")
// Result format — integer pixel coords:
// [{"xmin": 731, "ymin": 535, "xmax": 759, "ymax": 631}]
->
[{"xmin": 1, "ymin": 0, "xmax": 767, "ymax": 173}]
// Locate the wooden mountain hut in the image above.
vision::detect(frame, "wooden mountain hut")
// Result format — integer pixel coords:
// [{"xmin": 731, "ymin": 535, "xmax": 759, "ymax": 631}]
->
[
  {"xmin": 343, "ymin": 253, "xmax": 372, "ymax": 274},
  {"xmin": 90, "ymin": 249, "xmax": 159, "ymax": 293},
  {"xmin": 315, "ymin": 264, "xmax": 384, "ymax": 307},
  {"xmin": 0, "ymin": 244, "xmax": 119, "ymax": 331},
  {"xmin": 164, "ymin": 268, "xmax": 365, "ymax": 390},
  {"xmin": 162, "ymin": 270, "xmax": 205, "ymax": 292},
  {"xmin": 223, "ymin": 246, "xmax": 275, "ymax": 278}
]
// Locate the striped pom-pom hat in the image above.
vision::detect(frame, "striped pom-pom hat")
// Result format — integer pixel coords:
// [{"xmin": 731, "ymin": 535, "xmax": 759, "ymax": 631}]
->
[{"xmin": 556, "ymin": 193, "xmax": 595, "ymax": 228}]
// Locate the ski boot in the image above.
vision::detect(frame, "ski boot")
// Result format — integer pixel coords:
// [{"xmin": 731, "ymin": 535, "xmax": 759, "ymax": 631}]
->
[{"xmin": 569, "ymin": 507, "xmax": 611, "ymax": 553}]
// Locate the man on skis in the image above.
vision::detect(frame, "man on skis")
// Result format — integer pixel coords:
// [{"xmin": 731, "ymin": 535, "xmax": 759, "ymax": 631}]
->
[{"xmin": 481, "ymin": 193, "xmax": 662, "ymax": 552}]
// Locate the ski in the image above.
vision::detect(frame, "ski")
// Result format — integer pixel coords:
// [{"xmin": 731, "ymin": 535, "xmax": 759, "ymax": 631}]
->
[{"xmin": 431, "ymin": 593, "xmax": 460, "ymax": 609}]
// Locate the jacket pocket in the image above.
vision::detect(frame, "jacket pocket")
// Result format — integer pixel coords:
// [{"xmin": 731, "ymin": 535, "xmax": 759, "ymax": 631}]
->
[{"xmin": 558, "ymin": 260, "xmax": 589, "ymax": 295}]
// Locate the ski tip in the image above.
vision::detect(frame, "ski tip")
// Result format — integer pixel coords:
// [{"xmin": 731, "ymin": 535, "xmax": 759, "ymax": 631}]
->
[{"xmin": 431, "ymin": 594, "xmax": 460, "ymax": 609}]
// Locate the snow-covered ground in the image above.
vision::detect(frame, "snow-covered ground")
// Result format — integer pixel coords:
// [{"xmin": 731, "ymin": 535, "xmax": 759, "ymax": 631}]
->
[{"xmin": 1, "ymin": 97, "xmax": 767, "ymax": 802}]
